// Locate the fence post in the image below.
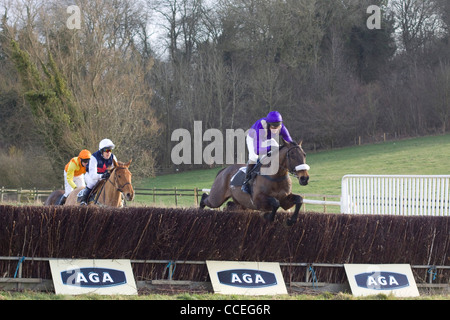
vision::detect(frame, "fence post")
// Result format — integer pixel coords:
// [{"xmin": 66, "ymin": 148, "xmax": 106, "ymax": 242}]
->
[
  {"xmin": 194, "ymin": 188, "xmax": 198, "ymax": 206},
  {"xmin": 174, "ymin": 187, "xmax": 178, "ymax": 207},
  {"xmin": 152, "ymin": 187, "xmax": 156, "ymax": 203}
]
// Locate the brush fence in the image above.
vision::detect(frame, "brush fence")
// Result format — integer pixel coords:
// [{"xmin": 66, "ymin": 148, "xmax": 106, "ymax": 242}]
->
[{"xmin": 0, "ymin": 205, "xmax": 448, "ymax": 285}]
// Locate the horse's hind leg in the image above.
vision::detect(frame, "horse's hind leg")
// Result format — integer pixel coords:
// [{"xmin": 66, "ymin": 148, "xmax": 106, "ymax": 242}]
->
[
  {"xmin": 199, "ymin": 191, "xmax": 231, "ymax": 209},
  {"xmin": 200, "ymin": 193, "xmax": 209, "ymax": 209}
]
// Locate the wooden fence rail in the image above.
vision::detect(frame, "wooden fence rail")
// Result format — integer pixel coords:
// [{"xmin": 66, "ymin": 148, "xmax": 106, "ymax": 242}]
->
[
  {"xmin": 0, "ymin": 187, "xmax": 55, "ymax": 203},
  {"xmin": 0, "ymin": 186, "xmax": 339, "ymax": 211}
]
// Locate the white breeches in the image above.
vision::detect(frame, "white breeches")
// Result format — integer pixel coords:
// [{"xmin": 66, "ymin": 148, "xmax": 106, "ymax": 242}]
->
[
  {"xmin": 84, "ymin": 172, "xmax": 99, "ymax": 189},
  {"xmin": 64, "ymin": 172, "xmax": 86, "ymax": 197}
]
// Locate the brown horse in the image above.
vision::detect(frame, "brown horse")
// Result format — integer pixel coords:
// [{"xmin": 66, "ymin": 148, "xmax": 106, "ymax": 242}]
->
[
  {"xmin": 200, "ymin": 140, "xmax": 310, "ymax": 225},
  {"xmin": 44, "ymin": 189, "xmax": 65, "ymax": 205},
  {"xmin": 65, "ymin": 160, "xmax": 134, "ymax": 207}
]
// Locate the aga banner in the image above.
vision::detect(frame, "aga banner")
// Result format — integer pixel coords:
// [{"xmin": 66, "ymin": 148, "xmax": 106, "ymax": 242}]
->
[
  {"xmin": 206, "ymin": 260, "xmax": 287, "ymax": 295},
  {"xmin": 344, "ymin": 264, "xmax": 419, "ymax": 297},
  {"xmin": 49, "ymin": 259, "xmax": 137, "ymax": 295}
]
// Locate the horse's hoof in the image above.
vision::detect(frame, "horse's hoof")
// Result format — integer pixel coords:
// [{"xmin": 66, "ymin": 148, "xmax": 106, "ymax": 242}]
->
[{"xmin": 286, "ymin": 218, "xmax": 296, "ymax": 226}]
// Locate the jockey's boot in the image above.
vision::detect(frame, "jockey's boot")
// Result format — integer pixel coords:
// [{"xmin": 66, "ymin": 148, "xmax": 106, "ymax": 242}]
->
[
  {"xmin": 80, "ymin": 187, "xmax": 92, "ymax": 205},
  {"xmin": 241, "ymin": 163, "xmax": 256, "ymax": 194},
  {"xmin": 57, "ymin": 195, "xmax": 67, "ymax": 205}
]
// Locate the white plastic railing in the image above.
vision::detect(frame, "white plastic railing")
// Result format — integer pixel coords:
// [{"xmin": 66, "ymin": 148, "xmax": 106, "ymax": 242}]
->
[{"xmin": 341, "ymin": 175, "xmax": 450, "ymax": 216}]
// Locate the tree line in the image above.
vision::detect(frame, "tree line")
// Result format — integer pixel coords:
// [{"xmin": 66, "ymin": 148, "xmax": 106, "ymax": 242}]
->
[{"xmin": 0, "ymin": 0, "xmax": 449, "ymax": 187}]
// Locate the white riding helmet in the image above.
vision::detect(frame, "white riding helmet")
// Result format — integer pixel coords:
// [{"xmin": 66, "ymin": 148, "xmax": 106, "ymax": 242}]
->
[{"xmin": 99, "ymin": 138, "xmax": 115, "ymax": 151}]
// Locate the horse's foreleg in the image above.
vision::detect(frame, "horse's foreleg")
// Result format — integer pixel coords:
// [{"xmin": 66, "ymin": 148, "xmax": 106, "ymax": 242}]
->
[
  {"xmin": 263, "ymin": 197, "xmax": 280, "ymax": 222},
  {"xmin": 282, "ymin": 194, "xmax": 303, "ymax": 226}
]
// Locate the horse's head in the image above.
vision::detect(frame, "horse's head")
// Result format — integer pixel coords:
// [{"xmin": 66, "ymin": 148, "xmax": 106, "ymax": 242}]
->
[
  {"xmin": 112, "ymin": 159, "xmax": 134, "ymax": 201},
  {"xmin": 282, "ymin": 140, "xmax": 310, "ymax": 186}
]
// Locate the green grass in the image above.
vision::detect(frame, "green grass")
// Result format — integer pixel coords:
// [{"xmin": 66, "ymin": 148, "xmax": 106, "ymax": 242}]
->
[
  {"xmin": 0, "ymin": 290, "xmax": 448, "ymax": 300},
  {"xmin": 133, "ymin": 134, "xmax": 450, "ymax": 209},
  {"xmin": 305, "ymin": 134, "xmax": 450, "ymax": 195}
]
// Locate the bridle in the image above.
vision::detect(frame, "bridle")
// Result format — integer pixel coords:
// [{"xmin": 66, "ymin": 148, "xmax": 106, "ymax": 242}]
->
[
  {"xmin": 284, "ymin": 145, "xmax": 310, "ymax": 175},
  {"xmin": 259, "ymin": 145, "xmax": 309, "ymax": 182},
  {"xmin": 94, "ymin": 166, "xmax": 132, "ymax": 205},
  {"xmin": 107, "ymin": 166, "xmax": 132, "ymax": 193}
]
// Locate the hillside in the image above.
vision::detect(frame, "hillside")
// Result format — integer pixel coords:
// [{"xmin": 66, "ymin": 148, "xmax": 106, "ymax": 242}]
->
[{"xmin": 134, "ymin": 134, "xmax": 450, "ymax": 207}]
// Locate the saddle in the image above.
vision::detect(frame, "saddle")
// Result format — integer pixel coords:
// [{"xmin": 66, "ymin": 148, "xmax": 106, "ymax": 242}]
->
[
  {"xmin": 230, "ymin": 167, "xmax": 247, "ymax": 187},
  {"xmin": 76, "ymin": 180, "xmax": 107, "ymax": 204},
  {"xmin": 230, "ymin": 165, "xmax": 261, "ymax": 187}
]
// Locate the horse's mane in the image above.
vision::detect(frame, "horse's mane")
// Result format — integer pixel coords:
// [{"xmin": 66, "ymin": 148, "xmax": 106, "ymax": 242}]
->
[
  {"xmin": 280, "ymin": 138, "xmax": 302, "ymax": 149},
  {"xmin": 109, "ymin": 160, "xmax": 132, "ymax": 173},
  {"xmin": 279, "ymin": 138, "xmax": 295, "ymax": 150}
]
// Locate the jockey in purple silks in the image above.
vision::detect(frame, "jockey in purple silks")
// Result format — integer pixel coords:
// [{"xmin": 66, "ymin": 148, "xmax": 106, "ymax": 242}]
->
[{"xmin": 241, "ymin": 111, "xmax": 294, "ymax": 194}]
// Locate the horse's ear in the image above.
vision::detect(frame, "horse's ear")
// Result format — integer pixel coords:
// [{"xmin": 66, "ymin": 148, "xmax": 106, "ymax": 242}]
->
[
  {"xmin": 298, "ymin": 140, "xmax": 303, "ymax": 146},
  {"xmin": 125, "ymin": 159, "xmax": 132, "ymax": 167},
  {"xmin": 113, "ymin": 159, "xmax": 119, "ymax": 168}
]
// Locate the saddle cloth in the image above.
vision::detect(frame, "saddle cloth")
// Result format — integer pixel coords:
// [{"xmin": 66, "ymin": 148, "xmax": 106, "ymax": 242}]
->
[{"xmin": 230, "ymin": 167, "xmax": 247, "ymax": 187}]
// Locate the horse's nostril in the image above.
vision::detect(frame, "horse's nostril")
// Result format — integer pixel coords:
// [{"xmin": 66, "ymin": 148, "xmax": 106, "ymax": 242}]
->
[{"xmin": 299, "ymin": 176, "xmax": 309, "ymax": 185}]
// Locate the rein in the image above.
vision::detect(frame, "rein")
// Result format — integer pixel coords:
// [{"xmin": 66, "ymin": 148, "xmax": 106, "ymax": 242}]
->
[{"xmin": 260, "ymin": 174, "xmax": 289, "ymax": 182}]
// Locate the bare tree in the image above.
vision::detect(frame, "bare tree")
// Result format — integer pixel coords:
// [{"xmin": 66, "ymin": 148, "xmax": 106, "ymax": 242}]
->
[
  {"xmin": 391, "ymin": 0, "xmax": 443, "ymax": 56},
  {"xmin": 2, "ymin": 0, "xmax": 161, "ymax": 176},
  {"xmin": 433, "ymin": 61, "xmax": 450, "ymax": 133}
]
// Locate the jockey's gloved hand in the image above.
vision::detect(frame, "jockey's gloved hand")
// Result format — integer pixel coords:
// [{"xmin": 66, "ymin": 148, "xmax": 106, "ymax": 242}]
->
[{"xmin": 101, "ymin": 172, "xmax": 110, "ymax": 179}]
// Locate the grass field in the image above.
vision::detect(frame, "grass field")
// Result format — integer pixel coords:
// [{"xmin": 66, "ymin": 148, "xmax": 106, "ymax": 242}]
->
[
  {"xmin": 0, "ymin": 290, "xmax": 448, "ymax": 300},
  {"xmin": 133, "ymin": 134, "xmax": 450, "ymax": 209}
]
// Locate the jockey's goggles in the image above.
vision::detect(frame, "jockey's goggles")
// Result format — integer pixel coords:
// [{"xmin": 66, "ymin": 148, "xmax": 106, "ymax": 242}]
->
[
  {"xmin": 268, "ymin": 122, "xmax": 281, "ymax": 128},
  {"xmin": 102, "ymin": 148, "xmax": 112, "ymax": 153}
]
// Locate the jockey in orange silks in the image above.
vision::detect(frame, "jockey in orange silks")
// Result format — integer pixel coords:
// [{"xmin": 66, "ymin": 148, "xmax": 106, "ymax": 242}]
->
[{"xmin": 59, "ymin": 149, "xmax": 92, "ymax": 205}]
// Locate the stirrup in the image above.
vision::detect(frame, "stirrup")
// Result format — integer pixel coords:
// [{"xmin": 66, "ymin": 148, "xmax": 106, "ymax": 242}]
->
[{"xmin": 79, "ymin": 187, "xmax": 91, "ymax": 205}]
